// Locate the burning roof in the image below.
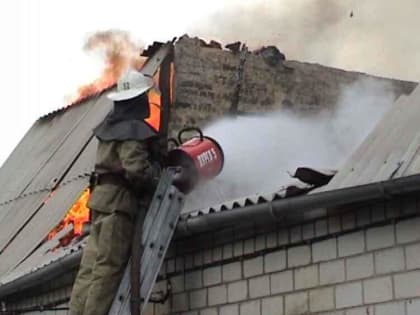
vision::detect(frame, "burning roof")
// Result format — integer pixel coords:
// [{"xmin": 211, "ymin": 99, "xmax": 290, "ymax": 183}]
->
[{"xmin": 0, "ymin": 35, "xmax": 418, "ymax": 303}]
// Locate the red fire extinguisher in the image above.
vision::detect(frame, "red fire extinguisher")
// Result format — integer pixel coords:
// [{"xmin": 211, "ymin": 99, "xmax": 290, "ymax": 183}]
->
[{"xmin": 167, "ymin": 127, "xmax": 224, "ymax": 193}]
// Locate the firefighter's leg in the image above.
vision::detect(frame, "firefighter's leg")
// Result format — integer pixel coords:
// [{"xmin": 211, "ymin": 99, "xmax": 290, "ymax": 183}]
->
[
  {"xmin": 83, "ymin": 211, "xmax": 134, "ymax": 315},
  {"xmin": 68, "ymin": 211, "xmax": 103, "ymax": 315}
]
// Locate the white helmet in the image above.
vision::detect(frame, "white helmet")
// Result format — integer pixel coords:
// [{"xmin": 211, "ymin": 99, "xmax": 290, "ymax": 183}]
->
[{"xmin": 107, "ymin": 68, "xmax": 154, "ymax": 101}]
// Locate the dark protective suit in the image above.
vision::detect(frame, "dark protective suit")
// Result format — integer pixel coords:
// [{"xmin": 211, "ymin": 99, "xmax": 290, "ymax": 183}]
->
[{"xmin": 69, "ymin": 94, "xmax": 161, "ymax": 315}]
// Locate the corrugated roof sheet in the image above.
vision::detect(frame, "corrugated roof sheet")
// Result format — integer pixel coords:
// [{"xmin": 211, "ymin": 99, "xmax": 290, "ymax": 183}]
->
[
  {"xmin": 0, "ymin": 94, "xmax": 111, "ymax": 256},
  {"xmin": 0, "ymin": 233, "xmax": 85, "ymax": 286},
  {"xmin": 181, "ymin": 180, "xmax": 315, "ymax": 219},
  {"xmin": 0, "ymin": 95, "xmax": 112, "ymax": 279},
  {"xmin": 0, "ymin": 175, "xmax": 89, "ymax": 277},
  {"xmin": 318, "ymin": 84, "xmax": 420, "ymax": 192}
]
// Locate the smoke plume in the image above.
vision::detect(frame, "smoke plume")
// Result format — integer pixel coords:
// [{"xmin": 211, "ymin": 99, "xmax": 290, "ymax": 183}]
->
[
  {"xmin": 184, "ymin": 78, "xmax": 396, "ymax": 211},
  {"xmin": 190, "ymin": 0, "xmax": 420, "ymax": 82},
  {"xmin": 72, "ymin": 30, "xmax": 145, "ymax": 102}
]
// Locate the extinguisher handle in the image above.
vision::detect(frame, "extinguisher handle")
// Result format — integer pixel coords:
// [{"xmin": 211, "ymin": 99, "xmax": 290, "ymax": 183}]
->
[
  {"xmin": 178, "ymin": 127, "xmax": 204, "ymax": 144},
  {"xmin": 167, "ymin": 138, "xmax": 179, "ymax": 149}
]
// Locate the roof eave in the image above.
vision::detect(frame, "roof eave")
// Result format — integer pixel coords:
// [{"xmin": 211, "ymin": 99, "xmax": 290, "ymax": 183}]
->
[
  {"xmin": 2, "ymin": 173, "xmax": 420, "ymax": 299},
  {"xmin": 176, "ymin": 173, "xmax": 420, "ymax": 236}
]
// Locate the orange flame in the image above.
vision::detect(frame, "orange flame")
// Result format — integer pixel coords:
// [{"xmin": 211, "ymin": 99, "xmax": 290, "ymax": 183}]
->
[
  {"xmin": 145, "ymin": 63, "xmax": 175, "ymax": 131},
  {"xmin": 70, "ymin": 30, "xmax": 145, "ymax": 104},
  {"xmin": 48, "ymin": 189, "xmax": 90, "ymax": 240}
]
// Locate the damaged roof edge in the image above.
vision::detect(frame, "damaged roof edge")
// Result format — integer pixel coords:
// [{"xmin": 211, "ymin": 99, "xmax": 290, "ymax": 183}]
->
[{"xmin": 2, "ymin": 173, "xmax": 420, "ymax": 298}]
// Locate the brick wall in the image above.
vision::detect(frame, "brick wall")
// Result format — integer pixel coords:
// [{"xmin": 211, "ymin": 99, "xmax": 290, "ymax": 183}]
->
[
  {"xmin": 171, "ymin": 36, "xmax": 416, "ymax": 135},
  {"xmin": 148, "ymin": 194, "xmax": 420, "ymax": 315}
]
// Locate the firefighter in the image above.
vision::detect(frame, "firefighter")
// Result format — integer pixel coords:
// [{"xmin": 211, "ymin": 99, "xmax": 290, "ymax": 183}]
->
[{"xmin": 69, "ymin": 69, "xmax": 162, "ymax": 315}]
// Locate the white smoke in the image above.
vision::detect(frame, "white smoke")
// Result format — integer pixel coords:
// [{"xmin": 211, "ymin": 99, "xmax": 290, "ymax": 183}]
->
[{"xmin": 184, "ymin": 78, "xmax": 396, "ymax": 211}]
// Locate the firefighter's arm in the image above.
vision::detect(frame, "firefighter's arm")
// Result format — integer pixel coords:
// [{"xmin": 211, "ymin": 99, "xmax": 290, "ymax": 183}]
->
[{"xmin": 118, "ymin": 140, "xmax": 156, "ymax": 191}]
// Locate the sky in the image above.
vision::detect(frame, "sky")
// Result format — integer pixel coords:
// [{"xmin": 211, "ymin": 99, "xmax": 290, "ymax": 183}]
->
[{"xmin": 0, "ymin": 0, "xmax": 420, "ymax": 165}]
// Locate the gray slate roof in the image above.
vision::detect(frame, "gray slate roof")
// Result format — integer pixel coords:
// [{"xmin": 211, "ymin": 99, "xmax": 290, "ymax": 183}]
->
[
  {"xmin": 0, "ymin": 93, "xmax": 111, "ymax": 280},
  {"xmin": 317, "ymin": 85, "xmax": 420, "ymax": 192}
]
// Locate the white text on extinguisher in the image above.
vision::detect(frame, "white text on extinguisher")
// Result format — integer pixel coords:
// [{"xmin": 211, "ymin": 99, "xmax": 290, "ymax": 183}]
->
[{"xmin": 197, "ymin": 148, "xmax": 218, "ymax": 168}]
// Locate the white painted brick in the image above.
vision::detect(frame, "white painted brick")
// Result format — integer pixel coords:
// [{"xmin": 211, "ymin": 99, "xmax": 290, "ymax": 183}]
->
[
  {"xmin": 303, "ymin": 223, "xmax": 314, "ymax": 240},
  {"xmin": 223, "ymin": 244, "xmax": 233, "ymax": 260},
  {"xmin": 285, "ymin": 292, "xmax": 308, "ymax": 315},
  {"xmin": 155, "ymin": 298, "xmax": 170, "ymax": 315},
  {"xmin": 156, "ymin": 265, "xmax": 164, "ymax": 278},
  {"xmin": 249, "ymin": 275, "xmax": 270, "ymax": 298},
  {"xmin": 375, "ymin": 247, "xmax": 405, "ymax": 274},
  {"xmin": 171, "ymin": 274, "xmax": 185, "ymax": 293},
  {"xmin": 234, "ymin": 241, "xmax": 243, "ymax": 257},
  {"xmin": 366, "ymin": 225, "xmax": 395, "ymax": 250},
  {"xmin": 346, "ymin": 253, "xmax": 374, "ymax": 280},
  {"xmin": 394, "ymin": 270, "xmax": 420, "ymax": 298},
  {"xmin": 338, "ymin": 231, "xmax": 365, "ymax": 257},
  {"xmin": 167, "ymin": 258, "xmax": 175, "ymax": 273},
  {"xmin": 185, "ymin": 254, "xmax": 194, "ymax": 268},
  {"xmin": 194, "ymin": 252, "xmax": 203, "ymax": 267},
  {"xmin": 319, "ymin": 312, "xmax": 344, "ymax": 315},
  {"xmin": 223, "ymin": 261, "xmax": 242, "ymax": 282},
  {"xmin": 406, "ymin": 243, "xmax": 420, "ymax": 270},
  {"xmin": 271, "ymin": 270, "xmax": 293, "ymax": 294},
  {"xmin": 290, "ymin": 226, "xmax": 302, "ymax": 243},
  {"xmin": 407, "ymin": 298, "xmax": 420, "ymax": 315},
  {"xmin": 342, "ymin": 212, "xmax": 356, "ymax": 230},
  {"xmin": 396, "ymin": 217, "xmax": 420, "ymax": 244},
  {"xmin": 243, "ymin": 256, "xmax": 263, "ymax": 278},
  {"xmin": 203, "ymin": 266, "xmax": 221, "ymax": 286},
  {"xmin": 363, "ymin": 276, "xmax": 393, "ymax": 303},
  {"xmin": 213, "ymin": 247, "xmax": 222, "ymax": 261},
  {"xmin": 371, "ymin": 204, "xmax": 386, "ymax": 223},
  {"xmin": 240, "ymin": 300, "xmax": 261, "ymax": 315},
  {"xmin": 266, "ymin": 232, "xmax": 277, "ymax": 248},
  {"xmin": 345, "ymin": 306, "xmax": 374, "ymax": 315},
  {"xmin": 315, "ymin": 219, "xmax": 328, "ymax": 237},
  {"xmin": 208, "ymin": 284, "xmax": 227, "ymax": 306},
  {"xmin": 336, "ymin": 282, "xmax": 363, "ymax": 308},
  {"xmin": 203, "ymin": 250, "xmax": 212, "ymax": 264},
  {"xmin": 313, "ymin": 238, "xmax": 337, "ymax": 262},
  {"xmin": 220, "ymin": 304, "xmax": 239, "ymax": 315},
  {"xmin": 329, "ymin": 216, "xmax": 341, "ymax": 233},
  {"xmin": 185, "ymin": 270, "xmax": 203, "ymax": 290},
  {"xmin": 295, "ymin": 265, "xmax": 319, "ymax": 289},
  {"xmin": 278, "ymin": 229, "xmax": 289, "ymax": 246},
  {"xmin": 262, "ymin": 296, "xmax": 283, "ymax": 315},
  {"xmin": 287, "ymin": 245, "xmax": 311, "ymax": 267},
  {"xmin": 402, "ymin": 196, "xmax": 417, "ymax": 215},
  {"xmin": 256, "ymin": 235, "xmax": 266, "ymax": 251},
  {"xmin": 143, "ymin": 303, "xmax": 154, "ymax": 315},
  {"xmin": 201, "ymin": 308, "xmax": 217, "ymax": 315},
  {"xmin": 309, "ymin": 287, "xmax": 334, "ymax": 312},
  {"xmin": 200, "ymin": 308, "xmax": 217, "ymax": 315},
  {"xmin": 356, "ymin": 209, "xmax": 371, "ymax": 227},
  {"xmin": 190, "ymin": 289, "xmax": 207, "ymax": 309},
  {"xmin": 385, "ymin": 201, "xmax": 400, "ymax": 219},
  {"xmin": 172, "ymin": 293, "xmax": 188, "ymax": 312},
  {"xmin": 375, "ymin": 301, "xmax": 405, "ymax": 315},
  {"xmin": 181, "ymin": 311, "xmax": 198, "ymax": 315},
  {"xmin": 320, "ymin": 259, "xmax": 345, "ymax": 285},
  {"xmin": 264, "ymin": 250, "xmax": 286, "ymax": 273},
  {"xmin": 227, "ymin": 280, "xmax": 248, "ymax": 303},
  {"xmin": 244, "ymin": 239, "xmax": 255, "ymax": 255},
  {"xmin": 176, "ymin": 257, "xmax": 185, "ymax": 272}
]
